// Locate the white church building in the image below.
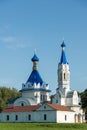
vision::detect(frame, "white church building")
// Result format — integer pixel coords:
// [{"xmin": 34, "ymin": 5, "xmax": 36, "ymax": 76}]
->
[{"xmin": 0, "ymin": 41, "xmax": 85, "ymax": 123}]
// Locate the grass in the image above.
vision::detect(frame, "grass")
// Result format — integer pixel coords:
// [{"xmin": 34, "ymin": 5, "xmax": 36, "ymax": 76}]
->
[{"xmin": 0, "ymin": 123, "xmax": 87, "ymax": 130}]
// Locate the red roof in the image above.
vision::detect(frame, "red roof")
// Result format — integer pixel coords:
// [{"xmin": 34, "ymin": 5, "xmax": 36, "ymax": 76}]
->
[
  {"xmin": 47, "ymin": 103, "xmax": 74, "ymax": 112},
  {"xmin": 2, "ymin": 103, "xmax": 74, "ymax": 113},
  {"xmin": 3, "ymin": 105, "xmax": 40, "ymax": 112}
]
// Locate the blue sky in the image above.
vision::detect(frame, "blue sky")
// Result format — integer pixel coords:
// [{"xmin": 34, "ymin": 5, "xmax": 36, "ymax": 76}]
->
[{"xmin": 0, "ymin": 0, "xmax": 87, "ymax": 93}]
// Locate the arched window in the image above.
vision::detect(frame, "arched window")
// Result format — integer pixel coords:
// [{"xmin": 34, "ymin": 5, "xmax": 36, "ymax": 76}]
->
[
  {"xmin": 43, "ymin": 95, "xmax": 45, "ymax": 101},
  {"xmin": 21, "ymin": 103, "xmax": 24, "ymax": 106},
  {"xmin": 44, "ymin": 114, "xmax": 47, "ymax": 120},
  {"xmin": 64, "ymin": 73, "xmax": 66, "ymax": 80},
  {"xmin": 41, "ymin": 95, "xmax": 42, "ymax": 101},
  {"xmin": 28, "ymin": 114, "xmax": 31, "ymax": 120},
  {"xmin": 15, "ymin": 115, "xmax": 18, "ymax": 121},
  {"xmin": 56, "ymin": 100, "xmax": 58, "ymax": 103},
  {"xmin": 44, "ymin": 105, "xmax": 46, "ymax": 109},
  {"xmin": 7, "ymin": 115, "xmax": 9, "ymax": 121},
  {"xmin": 65, "ymin": 115, "xmax": 67, "ymax": 120}
]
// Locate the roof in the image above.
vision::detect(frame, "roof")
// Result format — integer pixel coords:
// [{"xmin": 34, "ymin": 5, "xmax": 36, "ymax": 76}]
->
[
  {"xmin": 47, "ymin": 103, "xmax": 74, "ymax": 112},
  {"xmin": 26, "ymin": 70, "xmax": 43, "ymax": 85},
  {"xmin": 3, "ymin": 105, "xmax": 40, "ymax": 113},
  {"xmin": 31, "ymin": 54, "xmax": 39, "ymax": 61},
  {"xmin": 61, "ymin": 41, "xmax": 66, "ymax": 47},
  {"xmin": 20, "ymin": 87, "xmax": 51, "ymax": 92},
  {"xmin": 2, "ymin": 103, "xmax": 74, "ymax": 113},
  {"xmin": 8, "ymin": 97, "xmax": 20, "ymax": 104},
  {"xmin": 60, "ymin": 50, "xmax": 67, "ymax": 64},
  {"xmin": 59, "ymin": 41, "xmax": 68, "ymax": 64}
]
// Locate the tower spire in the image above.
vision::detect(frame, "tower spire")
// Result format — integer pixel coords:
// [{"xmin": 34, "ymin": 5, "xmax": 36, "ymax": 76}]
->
[
  {"xmin": 59, "ymin": 41, "xmax": 68, "ymax": 64},
  {"xmin": 58, "ymin": 41, "xmax": 70, "ymax": 91}
]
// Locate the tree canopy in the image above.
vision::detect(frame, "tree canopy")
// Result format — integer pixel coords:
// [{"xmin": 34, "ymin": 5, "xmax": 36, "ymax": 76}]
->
[
  {"xmin": 0, "ymin": 87, "xmax": 21, "ymax": 112},
  {"xmin": 80, "ymin": 89, "xmax": 87, "ymax": 114}
]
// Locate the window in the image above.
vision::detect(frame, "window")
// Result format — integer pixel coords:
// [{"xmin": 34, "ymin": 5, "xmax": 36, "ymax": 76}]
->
[
  {"xmin": 44, "ymin": 106, "xmax": 46, "ymax": 109},
  {"xmin": 43, "ymin": 95, "xmax": 45, "ymax": 101},
  {"xmin": 41, "ymin": 95, "xmax": 42, "ymax": 101},
  {"xmin": 15, "ymin": 115, "xmax": 18, "ymax": 121},
  {"xmin": 64, "ymin": 73, "xmax": 66, "ymax": 80},
  {"xmin": 45, "ymin": 95, "xmax": 47, "ymax": 101},
  {"xmin": 28, "ymin": 114, "xmax": 31, "ymax": 120},
  {"xmin": 21, "ymin": 103, "xmax": 24, "ymax": 106},
  {"xmin": 44, "ymin": 114, "xmax": 47, "ymax": 120},
  {"xmin": 65, "ymin": 115, "xmax": 67, "ymax": 121},
  {"xmin": 7, "ymin": 115, "xmax": 9, "ymax": 121},
  {"xmin": 56, "ymin": 100, "xmax": 58, "ymax": 103}
]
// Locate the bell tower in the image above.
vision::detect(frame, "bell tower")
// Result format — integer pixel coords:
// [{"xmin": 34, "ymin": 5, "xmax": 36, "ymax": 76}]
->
[{"xmin": 58, "ymin": 41, "xmax": 70, "ymax": 92}]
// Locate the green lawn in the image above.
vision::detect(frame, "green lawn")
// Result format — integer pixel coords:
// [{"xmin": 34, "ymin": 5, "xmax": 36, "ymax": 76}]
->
[{"xmin": 0, "ymin": 123, "xmax": 87, "ymax": 130}]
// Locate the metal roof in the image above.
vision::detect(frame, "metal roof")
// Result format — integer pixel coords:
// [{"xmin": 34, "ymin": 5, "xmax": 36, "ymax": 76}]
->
[
  {"xmin": 59, "ymin": 41, "xmax": 68, "ymax": 64},
  {"xmin": 31, "ymin": 54, "xmax": 39, "ymax": 61},
  {"xmin": 26, "ymin": 70, "xmax": 43, "ymax": 85}
]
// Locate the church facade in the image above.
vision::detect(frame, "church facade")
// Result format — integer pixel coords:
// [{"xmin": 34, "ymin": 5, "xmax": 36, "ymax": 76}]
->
[{"xmin": 0, "ymin": 41, "xmax": 85, "ymax": 123}]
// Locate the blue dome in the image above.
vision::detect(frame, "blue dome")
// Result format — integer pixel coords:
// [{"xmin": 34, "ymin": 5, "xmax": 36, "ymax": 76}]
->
[
  {"xmin": 31, "ymin": 54, "xmax": 39, "ymax": 62},
  {"xmin": 61, "ymin": 41, "xmax": 66, "ymax": 48},
  {"xmin": 26, "ymin": 70, "xmax": 43, "ymax": 85}
]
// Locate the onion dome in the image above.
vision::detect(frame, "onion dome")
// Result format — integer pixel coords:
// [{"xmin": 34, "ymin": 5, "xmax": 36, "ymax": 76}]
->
[
  {"xmin": 26, "ymin": 53, "xmax": 43, "ymax": 85},
  {"xmin": 31, "ymin": 54, "xmax": 39, "ymax": 62},
  {"xmin": 61, "ymin": 41, "xmax": 66, "ymax": 48}
]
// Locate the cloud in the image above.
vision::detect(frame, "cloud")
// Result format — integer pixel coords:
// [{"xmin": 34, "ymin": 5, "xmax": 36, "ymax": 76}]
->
[
  {"xmin": 7, "ymin": 42, "xmax": 31, "ymax": 49},
  {"xmin": 15, "ymin": 43, "xmax": 31, "ymax": 49},
  {"xmin": 82, "ymin": 76, "xmax": 87, "ymax": 80},
  {"xmin": 0, "ymin": 36, "xmax": 31, "ymax": 49},
  {"xmin": 0, "ymin": 36, "xmax": 16, "ymax": 43},
  {"xmin": 0, "ymin": 25, "xmax": 32, "ymax": 50},
  {"xmin": 0, "ymin": 78, "xmax": 13, "ymax": 87}
]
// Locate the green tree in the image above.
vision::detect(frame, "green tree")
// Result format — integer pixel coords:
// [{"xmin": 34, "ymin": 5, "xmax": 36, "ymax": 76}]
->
[
  {"xmin": 0, "ymin": 86, "xmax": 21, "ymax": 112},
  {"xmin": 80, "ymin": 89, "xmax": 87, "ymax": 114}
]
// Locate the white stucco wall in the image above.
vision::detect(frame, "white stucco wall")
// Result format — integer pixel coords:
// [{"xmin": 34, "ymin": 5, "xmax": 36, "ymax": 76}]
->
[
  {"xmin": 72, "ymin": 91, "xmax": 78, "ymax": 105},
  {"xmin": 22, "ymin": 91, "xmax": 35, "ymax": 98},
  {"xmin": 0, "ymin": 111, "xmax": 56, "ymax": 123},
  {"xmin": 14, "ymin": 97, "xmax": 37, "ymax": 106},
  {"xmin": 0, "ymin": 104, "xmax": 75, "ymax": 123},
  {"xmin": 70, "ymin": 106, "xmax": 83, "ymax": 114},
  {"xmin": 66, "ymin": 98, "xmax": 72, "ymax": 106},
  {"xmin": 56, "ymin": 111, "xmax": 75, "ymax": 123}
]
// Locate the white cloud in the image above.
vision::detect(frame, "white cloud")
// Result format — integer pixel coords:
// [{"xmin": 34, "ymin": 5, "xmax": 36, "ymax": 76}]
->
[
  {"xmin": 0, "ymin": 78, "xmax": 13, "ymax": 87},
  {"xmin": 6, "ymin": 39, "xmax": 32, "ymax": 49},
  {"xmin": 82, "ymin": 76, "xmax": 87, "ymax": 80},
  {"xmin": 0, "ymin": 36, "xmax": 31, "ymax": 49},
  {"xmin": 15, "ymin": 43, "xmax": 31, "ymax": 48},
  {"xmin": 6, "ymin": 42, "xmax": 31, "ymax": 49},
  {"xmin": 0, "ymin": 36, "xmax": 16, "ymax": 43}
]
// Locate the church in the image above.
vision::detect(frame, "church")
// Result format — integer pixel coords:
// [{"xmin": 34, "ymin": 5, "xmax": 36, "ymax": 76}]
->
[{"xmin": 0, "ymin": 41, "xmax": 85, "ymax": 123}]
